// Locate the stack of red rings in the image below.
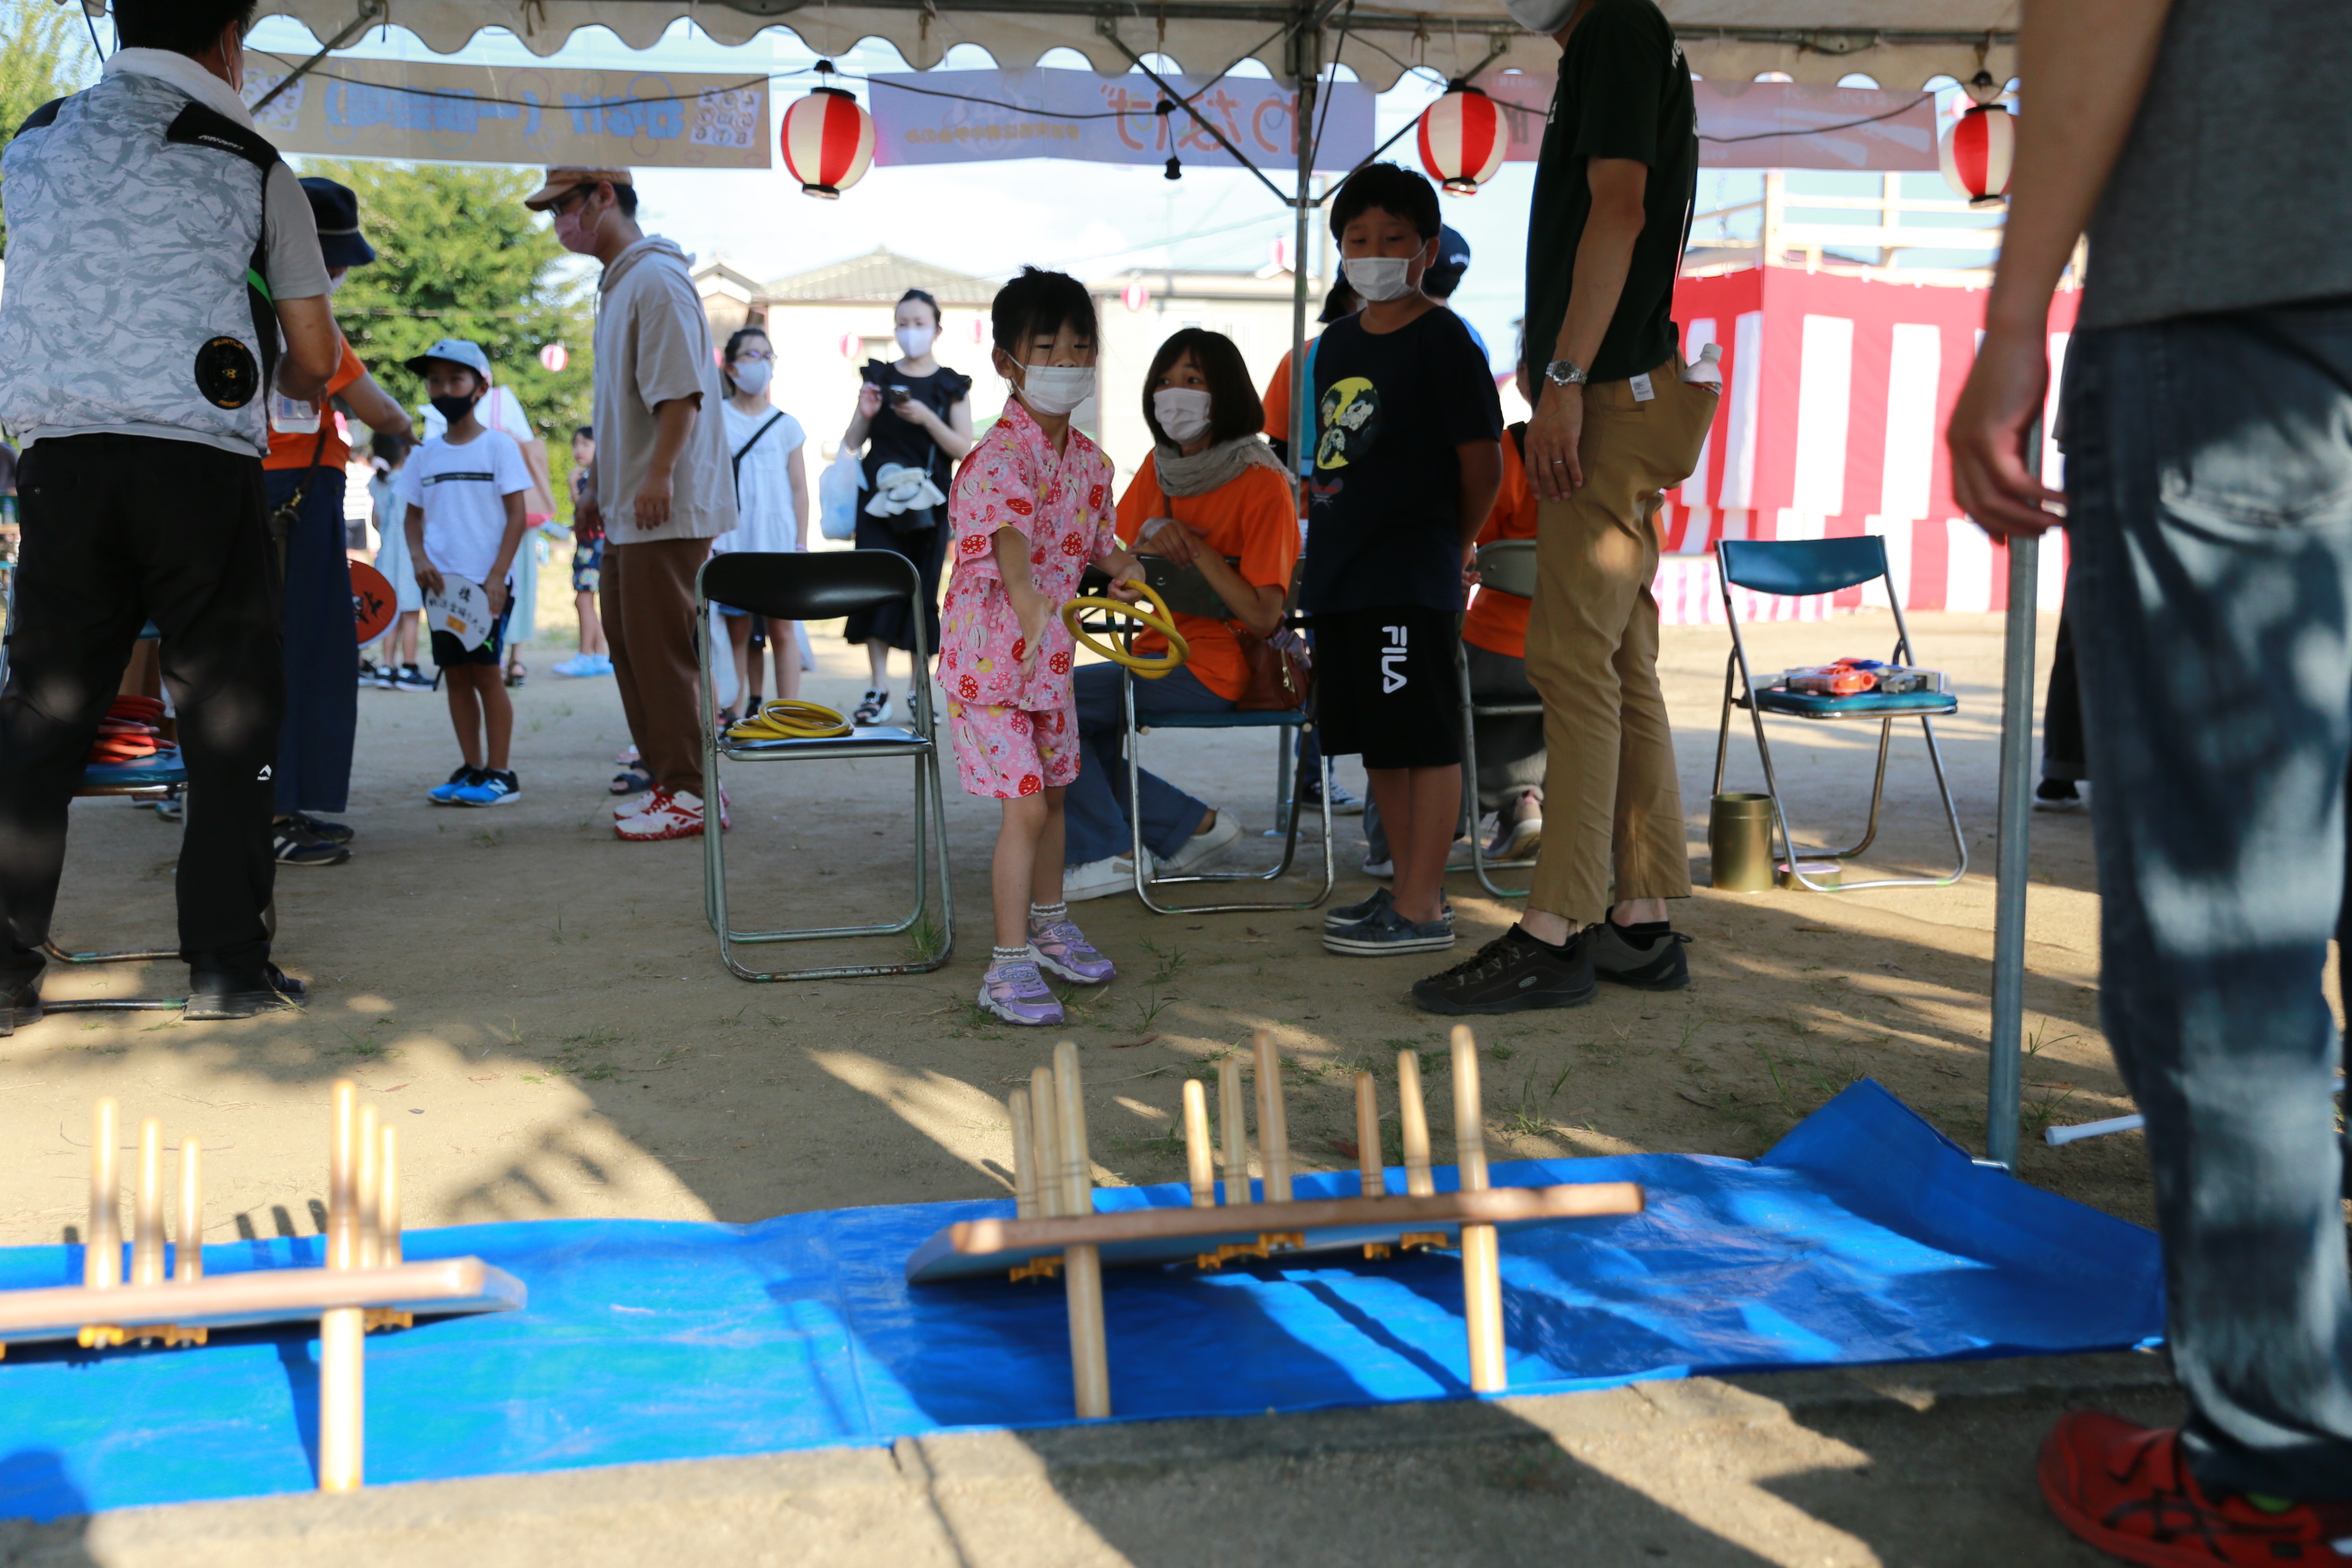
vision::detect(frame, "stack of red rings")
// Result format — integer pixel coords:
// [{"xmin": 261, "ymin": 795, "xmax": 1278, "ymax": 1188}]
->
[{"xmin": 89, "ymin": 695, "xmax": 175, "ymax": 765}]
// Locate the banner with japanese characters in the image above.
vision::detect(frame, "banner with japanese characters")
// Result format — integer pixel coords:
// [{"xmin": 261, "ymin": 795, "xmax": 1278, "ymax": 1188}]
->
[
  {"xmin": 869, "ymin": 69, "xmax": 1374, "ymax": 173},
  {"xmin": 242, "ymin": 56, "xmax": 769, "ymax": 169}
]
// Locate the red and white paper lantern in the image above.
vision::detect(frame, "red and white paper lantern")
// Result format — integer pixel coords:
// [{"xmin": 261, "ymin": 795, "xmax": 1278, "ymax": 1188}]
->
[
  {"xmin": 1939, "ymin": 102, "xmax": 2014, "ymax": 209},
  {"xmin": 1121, "ymin": 279, "xmax": 1151, "ymax": 313},
  {"xmin": 781, "ymin": 70, "xmax": 875, "ymax": 200},
  {"xmin": 537, "ymin": 343, "xmax": 568, "ymax": 374},
  {"xmin": 1416, "ymin": 84, "xmax": 1506, "ymax": 196}
]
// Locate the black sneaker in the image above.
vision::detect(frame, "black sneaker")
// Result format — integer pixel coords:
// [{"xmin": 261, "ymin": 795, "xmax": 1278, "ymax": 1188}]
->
[
  {"xmin": 0, "ymin": 973, "xmax": 41, "ymax": 1033},
  {"xmin": 1323, "ymin": 903, "xmax": 1455, "ymax": 957},
  {"xmin": 272, "ymin": 821, "xmax": 351, "ymax": 867},
  {"xmin": 1325, "ymin": 885, "xmax": 1454, "ymax": 930},
  {"xmin": 1411, "ymin": 926, "xmax": 1596, "ymax": 1015},
  {"xmin": 184, "ymin": 963, "xmax": 305, "ymax": 1021},
  {"xmin": 290, "ymin": 812, "xmax": 353, "ymax": 845},
  {"xmin": 1583, "ymin": 921, "xmax": 1693, "ymax": 990},
  {"xmin": 2033, "ymin": 778, "xmax": 2084, "ymax": 813}
]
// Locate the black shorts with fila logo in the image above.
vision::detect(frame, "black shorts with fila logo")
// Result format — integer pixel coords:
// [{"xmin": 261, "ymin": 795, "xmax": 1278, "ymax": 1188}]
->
[{"xmin": 1312, "ymin": 604, "xmax": 1463, "ymax": 770}]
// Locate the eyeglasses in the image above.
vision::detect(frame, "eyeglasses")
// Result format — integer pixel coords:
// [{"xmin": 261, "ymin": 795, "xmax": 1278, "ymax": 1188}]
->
[
  {"xmin": 733, "ymin": 349, "xmax": 774, "ymax": 363},
  {"xmin": 548, "ymin": 183, "xmax": 597, "ymax": 218}
]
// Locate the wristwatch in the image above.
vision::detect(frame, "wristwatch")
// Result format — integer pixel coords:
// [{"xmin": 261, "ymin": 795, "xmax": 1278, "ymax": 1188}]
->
[{"xmin": 1544, "ymin": 358, "xmax": 1589, "ymax": 389}]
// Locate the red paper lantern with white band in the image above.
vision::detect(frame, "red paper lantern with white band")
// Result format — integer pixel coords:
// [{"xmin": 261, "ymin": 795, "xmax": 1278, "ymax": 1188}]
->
[
  {"xmin": 1417, "ymin": 83, "xmax": 1506, "ymax": 196},
  {"xmin": 781, "ymin": 69, "xmax": 874, "ymax": 200},
  {"xmin": 1939, "ymin": 103, "xmax": 2014, "ymax": 209},
  {"xmin": 537, "ymin": 343, "xmax": 568, "ymax": 373}
]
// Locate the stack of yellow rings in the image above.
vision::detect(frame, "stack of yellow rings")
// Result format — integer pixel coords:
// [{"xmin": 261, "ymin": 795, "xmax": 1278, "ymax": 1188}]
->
[
  {"xmin": 725, "ymin": 698, "xmax": 853, "ymax": 741},
  {"xmin": 1062, "ymin": 578, "xmax": 1190, "ymax": 678}
]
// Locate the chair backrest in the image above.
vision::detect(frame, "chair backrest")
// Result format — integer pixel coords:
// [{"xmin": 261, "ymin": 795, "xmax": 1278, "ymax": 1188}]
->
[
  {"xmin": 1717, "ymin": 536, "xmax": 1890, "ymax": 598},
  {"xmin": 700, "ymin": 549, "xmax": 918, "ymax": 625},
  {"xmin": 1475, "ymin": 539, "xmax": 1538, "ymax": 599}
]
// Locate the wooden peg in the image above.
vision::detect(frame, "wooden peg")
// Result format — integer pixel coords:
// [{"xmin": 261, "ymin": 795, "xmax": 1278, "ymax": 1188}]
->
[
  {"xmin": 1354, "ymin": 1073, "xmax": 1382, "ymax": 1199},
  {"xmin": 320, "ymin": 1081, "xmax": 364, "ymax": 1491},
  {"xmin": 1008, "ymin": 1089, "xmax": 1038, "ymax": 1219},
  {"xmin": 86, "ymin": 1098, "xmax": 120, "ymax": 1290},
  {"xmin": 356, "ymin": 1105, "xmax": 381, "ymax": 1270},
  {"xmin": 1181, "ymin": 1079, "xmax": 1216, "ymax": 1207},
  {"xmin": 132, "ymin": 1117, "xmax": 165, "ymax": 1287},
  {"xmin": 378, "ymin": 1126, "xmax": 401, "ymax": 1268},
  {"xmin": 175, "ymin": 1138, "xmax": 203, "ymax": 1283},
  {"xmin": 1396, "ymin": 1051, "xmax": 1434, "ymax": 1197},
  {"xmin": 1028, "ymin": 1065, "xmax": 1062, "ymax": 1218},
  {"xmin": 1252, "ymin": 1031, "xmax": 1292, "ymax": 1203},
  {"xmin": 1451, "ymin": 1024, "xmax": 1504, "ymax": 1393},
  {"xmin": 1217, "ymin": 1057, "xmax": 1251, "ymax": 1206},
  {"xmin": 1052, "ymin": 1042, "xmax": 1109, "ymax": 1419}
]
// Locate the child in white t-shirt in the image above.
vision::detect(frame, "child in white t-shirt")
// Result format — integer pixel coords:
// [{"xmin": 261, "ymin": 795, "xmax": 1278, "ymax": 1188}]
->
[{"xmin": 395, "ymin": 339, "xmax": 531, "ymax": 807}]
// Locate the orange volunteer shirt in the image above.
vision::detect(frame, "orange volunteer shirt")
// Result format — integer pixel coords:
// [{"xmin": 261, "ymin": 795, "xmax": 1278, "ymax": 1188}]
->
[
  {"xmin": 1461, "ymin": 424, "xmax": 1540, "ymax": 661},
  {"xmin": 1114, "ymin": 456, "xmax": 1301, "ymax": 703},
  {"xmin": 264, "ymin": 338, "xmax": 367, "ymax": 472},
  {"xmin": 1260, "ymin": 339, "xmax": 1322, "ymax": 454}
]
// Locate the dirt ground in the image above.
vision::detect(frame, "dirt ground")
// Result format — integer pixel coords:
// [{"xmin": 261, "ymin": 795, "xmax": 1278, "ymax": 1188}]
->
[{"xmin": 0, "ymin": 603, "xmax": 2147, "ymax": 1246}]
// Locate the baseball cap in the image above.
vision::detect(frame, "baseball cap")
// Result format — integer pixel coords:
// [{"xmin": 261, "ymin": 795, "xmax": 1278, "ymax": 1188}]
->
[
  {"xmin": 1422, "ymin": 225, "xmax": 1473, "ymax": 299},
  {"xmin": 405, "ymin": 339, "xmax": 493, "ymax": 380},
  {"xmin": 523, "ymin": 167, "xmax": 634, "ymax": 211},
  {"xmin": 300, "ymin": 177, "xmax": 374, "ymax": 269}
]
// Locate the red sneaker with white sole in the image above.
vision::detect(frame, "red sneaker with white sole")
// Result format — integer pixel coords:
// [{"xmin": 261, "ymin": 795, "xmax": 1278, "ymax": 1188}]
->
[
  {"xmin": 615, "ymin": 788, "xmax": 704, "ymax": 841},
  {"xmin": 2039, "ymin": 1411, "xmax": 2352, "ymax": 1567}
]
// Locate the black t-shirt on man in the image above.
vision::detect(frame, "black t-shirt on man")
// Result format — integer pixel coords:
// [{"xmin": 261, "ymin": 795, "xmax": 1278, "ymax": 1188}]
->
[
  {"xmin": 1303, "ymin": 306, "xmax": 1503, "ymax": 616},
  {"xmin": 1523, "ymin": 0, "xmax": 1698, "ymax": 384}
]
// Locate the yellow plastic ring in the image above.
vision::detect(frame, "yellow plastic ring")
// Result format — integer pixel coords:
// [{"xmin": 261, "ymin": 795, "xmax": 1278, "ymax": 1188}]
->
[
  {"xmin": 1062, "ymin": 579, "xmax": 1189, "ymax": 678},
  {"xmin": 725, "ymin": 697, "xmax": 853, "ymax": 741}
]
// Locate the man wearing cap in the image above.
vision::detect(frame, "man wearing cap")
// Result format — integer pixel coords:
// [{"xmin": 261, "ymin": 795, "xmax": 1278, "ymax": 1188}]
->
[
  {"xmin": 525, "ymin": 167, "xmax": 735, "ymax": 841},
  {"xmin": 0, "ymin": 0, "xmax": 342, "ymax": 1023},
  {"xmin": 1420, "ymin": 225, "xmax": 1491, "ymax": 361},
  {"xmin": 265, "ymin": 175, "xmax": 412, "ymax": 870}
]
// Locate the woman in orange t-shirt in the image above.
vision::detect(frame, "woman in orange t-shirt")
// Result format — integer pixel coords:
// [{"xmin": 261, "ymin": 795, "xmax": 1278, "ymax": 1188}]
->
[{"xmin": 1063, "ymin": 329, "xmax": 1300, "ymax": 900}]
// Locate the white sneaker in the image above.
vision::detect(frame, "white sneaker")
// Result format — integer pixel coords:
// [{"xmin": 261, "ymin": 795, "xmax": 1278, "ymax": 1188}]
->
[
  {"xmin": 616, "ymin": 788, "xmax": 704, "ymax": 842},
  {"xmin": 1063, "ymin": 854, "xmax": 1138, "ymax": 902},
  {"xmin": 1161, "ymin": 808, "xmax": 1243, "ymax": 873}
]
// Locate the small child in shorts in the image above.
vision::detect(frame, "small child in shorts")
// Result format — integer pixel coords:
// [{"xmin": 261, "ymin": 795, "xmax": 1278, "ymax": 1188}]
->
[
  {"xmin": 940, "ymin": 268, "xmax": 1147, "ymax": 1027},
  {"xmin": 395, "ymin": 338, "xmax": 531, "ymax": 807}
]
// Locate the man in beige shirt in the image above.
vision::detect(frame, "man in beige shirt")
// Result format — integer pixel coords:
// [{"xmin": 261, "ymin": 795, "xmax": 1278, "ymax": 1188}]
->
[{"xmin": 525, "ymin": 166, "xmax": 735, "ymax": 842}]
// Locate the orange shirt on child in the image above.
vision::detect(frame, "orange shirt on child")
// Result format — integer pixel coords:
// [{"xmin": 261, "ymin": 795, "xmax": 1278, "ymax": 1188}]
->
[
  {"xmin": 1114, "ymin": 455, "xmax": 1301, "ymax": 703},
  {"xmin": 1461, "ymin": 424, "xmax": 1539, "ymax": 661},
  {"xmin": 263, "ymin": 339, "xmax": 368, "ymax": 472}
]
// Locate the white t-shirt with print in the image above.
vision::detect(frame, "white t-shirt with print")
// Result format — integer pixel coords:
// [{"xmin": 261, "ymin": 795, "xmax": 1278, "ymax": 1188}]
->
[{"xmin": 395, "ymin": 428, "xmax": 530, "ymax": 588}]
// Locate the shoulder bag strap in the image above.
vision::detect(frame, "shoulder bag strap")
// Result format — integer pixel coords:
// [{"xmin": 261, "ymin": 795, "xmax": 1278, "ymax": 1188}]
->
[{"xmin": 732, "ymin": 412, "xmax": 787, "ymax": 485}]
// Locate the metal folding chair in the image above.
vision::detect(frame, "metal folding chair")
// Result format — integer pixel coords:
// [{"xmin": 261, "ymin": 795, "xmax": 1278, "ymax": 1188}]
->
[
  {"xmin": 1711, "ymin": 536, "xmax": 1968, "ymax": 893},
  {"xmin": 697, "ymin": 550, "xmax": 953, "ymax": 981},
  {"xmin": 1457, "ymin": 538, "xmax": 1541, "ymax": 899}
]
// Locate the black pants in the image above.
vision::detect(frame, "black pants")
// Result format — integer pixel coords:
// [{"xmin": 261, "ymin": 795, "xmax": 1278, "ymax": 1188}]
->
[
  {"xmin": 267, "ymin": 466, "xmax": 356, "ymax": 814},
  {"xmin": 2042, "ymin": 591, "xmax": 2086, "ymax": 782},
  {"xmin": 0, "ymin": 435, "xmax": 282, "ymax": 983}
]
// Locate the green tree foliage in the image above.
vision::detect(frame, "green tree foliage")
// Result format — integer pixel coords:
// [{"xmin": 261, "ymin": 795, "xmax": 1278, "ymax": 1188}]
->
[
  {"xmin": 0, "ymin": 0, "xmax": 99, "ymax": 254},
  {"xmin": 298, "ymin": 160, "xmax": 594, "ymax": 479}
]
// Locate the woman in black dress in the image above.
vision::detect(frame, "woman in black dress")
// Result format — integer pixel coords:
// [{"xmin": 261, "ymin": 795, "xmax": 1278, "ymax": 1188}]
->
[{"xmin": 840, "ymin": 287, "xmax": 974, "ymax": 725}]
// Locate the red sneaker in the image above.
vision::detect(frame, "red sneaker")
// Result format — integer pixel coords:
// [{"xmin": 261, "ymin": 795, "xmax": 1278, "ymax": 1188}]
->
[
  {"xmin": 615, "ymin": 787, "xmax": 705, "ymax": 842},
  {"xmin": 2039, "ymin": 1411, "xmax": 2352, "ymax": 1566}
]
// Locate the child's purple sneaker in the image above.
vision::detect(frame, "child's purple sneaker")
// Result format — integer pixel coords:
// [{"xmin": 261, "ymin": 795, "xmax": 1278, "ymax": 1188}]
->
[
  {"xmin": 977, "ymin": 957, "xmax": 1063, "ymax": 1027},
  {"xmin": 1030, "ymin": 921, "xmax": 1115, "ymax": 986}
]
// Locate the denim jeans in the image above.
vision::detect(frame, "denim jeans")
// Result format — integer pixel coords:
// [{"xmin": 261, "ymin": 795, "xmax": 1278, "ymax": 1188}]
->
[
  {"xmin": 1063, "ymin": 661, "xmax": 1229, "ymax": 867},
  {"xmin": 2064, "ymin": 300, "xmax": 2352, "ymax": 1501}
]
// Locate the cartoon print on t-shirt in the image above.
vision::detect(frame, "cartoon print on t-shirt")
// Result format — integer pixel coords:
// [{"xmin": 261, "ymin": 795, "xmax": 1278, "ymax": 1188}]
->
[{"xmin": 1316, "ymin": 376, "xmax": 1381, "ymax": 470}]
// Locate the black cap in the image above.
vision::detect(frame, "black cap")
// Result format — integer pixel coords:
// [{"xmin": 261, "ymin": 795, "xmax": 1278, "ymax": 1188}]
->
[
  {"xmin": 300, "ymin": 177, "xmax": 375, "ymax": 270},
  {"xmin": 1422, "ymin": 224, "xmax": 1472, "ymax": 299}
]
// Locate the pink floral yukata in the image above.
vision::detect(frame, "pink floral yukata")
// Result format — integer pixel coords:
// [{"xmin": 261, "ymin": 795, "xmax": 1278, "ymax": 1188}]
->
[{"xmin": 939, "ymin": 397, "xmax": 1120, "ymax": 799}]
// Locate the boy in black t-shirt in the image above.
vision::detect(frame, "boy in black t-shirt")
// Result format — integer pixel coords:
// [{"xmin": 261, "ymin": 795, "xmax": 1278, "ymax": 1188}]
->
[{"xmin": 1305, "ymin": 163, "xmax": 1503, "ymax": 958}]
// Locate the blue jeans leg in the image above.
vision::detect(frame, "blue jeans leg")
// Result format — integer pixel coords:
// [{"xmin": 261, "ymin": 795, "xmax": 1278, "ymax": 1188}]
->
[
  {"xmin": 2065, "ymin": 303, "xmax": 2352, "ymax": 1501},
  {"xmin": 1065, "ymin": 662, "xmax": 1229, "ymax": 866}
]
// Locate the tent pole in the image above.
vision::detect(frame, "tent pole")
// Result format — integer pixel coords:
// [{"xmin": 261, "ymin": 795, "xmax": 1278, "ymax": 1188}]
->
[
  {"xmin": 1983, "ymin": 418, "xmax": 2043, "ymax": 1171},
  {"xmin": 1290, "ymin": 15, "xmax": 1319, "ymax": 478}
]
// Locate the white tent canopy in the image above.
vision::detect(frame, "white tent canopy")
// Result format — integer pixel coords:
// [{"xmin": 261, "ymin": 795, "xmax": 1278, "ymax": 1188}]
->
[{"xmin": 255, "ymin": 0, "xmax": 2015, "ymax": 89}]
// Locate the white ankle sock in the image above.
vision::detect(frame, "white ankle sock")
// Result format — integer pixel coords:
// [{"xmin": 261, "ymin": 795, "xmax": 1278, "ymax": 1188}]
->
[
  {"xmin": 991, "ymin": 944, "xmax": 1031, "ymax": 968},
  {"xmin": 1028, "ymin": 902, "xmax": 1068, "ymax": 927}
]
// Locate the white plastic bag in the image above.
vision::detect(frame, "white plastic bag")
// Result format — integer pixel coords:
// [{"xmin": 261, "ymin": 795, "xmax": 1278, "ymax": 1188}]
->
[{"xmin": 818, "ymin": 449, "xmax": 863, "ymax": 542}]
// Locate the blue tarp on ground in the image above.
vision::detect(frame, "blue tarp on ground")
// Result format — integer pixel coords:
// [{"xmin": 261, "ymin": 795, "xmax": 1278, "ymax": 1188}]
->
[{"xmin": 0, "ymin": 1080, "xmax": 2163, "ymax": 1520}]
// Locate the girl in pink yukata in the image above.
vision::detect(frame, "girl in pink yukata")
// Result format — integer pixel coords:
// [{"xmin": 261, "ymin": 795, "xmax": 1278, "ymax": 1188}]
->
[{"xmin": 942, "ymin": 268, "xmax": 1148, "ymax": 1027}]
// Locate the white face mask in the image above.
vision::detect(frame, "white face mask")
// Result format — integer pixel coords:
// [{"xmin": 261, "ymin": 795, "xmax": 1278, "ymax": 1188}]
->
[
  {"xmin": 896, "ymin": 324, "xmax": 936, "ymax": 358},
  {"xmin": 1154, "ymin": 388, "xmax": 1214, "ymax": 446},
  {"xmin": 1015, "ymin": 364, "xmax": 1093, "ymax": 417},
  {"xmin": 731, "ymin": 358, "xmax": 773, "ymax": 395},
  {"xmin": 1504, "ymin": 0, "xmax": 1577, "ymax": 32},
  {"xmin": 1342, "ymin": 254, "xmax": 1417, "ymax": 303}
]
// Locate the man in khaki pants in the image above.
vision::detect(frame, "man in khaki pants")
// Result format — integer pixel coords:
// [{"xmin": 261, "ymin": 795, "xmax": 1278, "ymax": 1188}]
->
[{"xmin": 1413, "ymin": 0, "xmax": 1714, "ymax": 1016}]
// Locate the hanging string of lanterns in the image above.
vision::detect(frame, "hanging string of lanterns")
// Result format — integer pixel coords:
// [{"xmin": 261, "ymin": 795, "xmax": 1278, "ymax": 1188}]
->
[
  {"xmin": 781, "ymin": 60, "xmax": 876, "ymax": 200},
  {"xmin": 1415, "ymin": 81, "xmax": 1507, "ymax": 196},
  {"xmin": 1939, "ymin": 71, "xmax": 2015, "ymax": 209}
]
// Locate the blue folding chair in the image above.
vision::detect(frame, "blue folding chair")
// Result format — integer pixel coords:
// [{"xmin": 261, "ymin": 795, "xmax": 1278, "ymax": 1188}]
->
[
  {"xmin": 696, "ymin": 550, "xmax": 954, "ymax": 981},
  {"xmin": 1711, "ymin": 536, "xmax": 1967, "ymax": 892}
]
